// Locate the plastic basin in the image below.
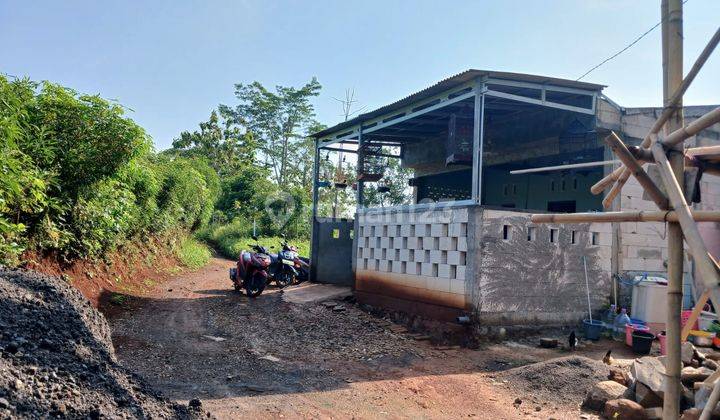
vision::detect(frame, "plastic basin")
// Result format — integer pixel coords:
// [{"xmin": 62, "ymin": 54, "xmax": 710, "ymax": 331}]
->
[
  {"xmin": 583, "ymin": 319, "xmax": 603, "ymax": 341},
  {"xmin": 625, "ymin": 324, "xmax": 650, "ymax": 347},
  {"xmin": 632, "ymin": 330, "xmax": 656, "ymax": 355}
]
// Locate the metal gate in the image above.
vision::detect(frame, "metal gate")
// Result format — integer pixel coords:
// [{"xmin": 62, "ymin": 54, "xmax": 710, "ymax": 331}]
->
[{"xmin": 310, "ymin": 217, "xmax": 354, "ymax": 286}]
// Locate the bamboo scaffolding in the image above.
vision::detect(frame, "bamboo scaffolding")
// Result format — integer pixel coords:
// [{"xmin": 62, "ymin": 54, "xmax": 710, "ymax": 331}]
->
[
  {"xmin": 662, "ymin": 106, "xmax": 720, "ymax": 148},
  {"xmin": 604, "ymin": 132, "xmax": 669, "ymax": 209},
  {"xmin": 591, "ymin": 25, "xmax": 720, "ymax": 196},
  {"xmin": 530, "ymin": 210, "xmax": 720, "ymax": 224}
]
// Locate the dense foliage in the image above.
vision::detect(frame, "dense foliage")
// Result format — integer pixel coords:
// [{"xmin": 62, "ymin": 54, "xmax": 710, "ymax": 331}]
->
[
  {"xmin": 170, "ymin": 78, "xmax": 326, "ymax": 250},
  {"xmin": 0, "ymin": 76, "xmax": 218, "ymax": 265}
]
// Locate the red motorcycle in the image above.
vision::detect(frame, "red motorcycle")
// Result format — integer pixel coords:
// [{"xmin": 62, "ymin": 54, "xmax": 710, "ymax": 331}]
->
[{"xmin": 229, "ymin": 236, "xmax": 272, "ymax": 297}]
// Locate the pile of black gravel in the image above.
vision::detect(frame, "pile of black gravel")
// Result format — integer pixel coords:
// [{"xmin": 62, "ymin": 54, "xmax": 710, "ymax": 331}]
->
[
  {"xmin": 0, "ymin": 267, "xmax": 206, "ymax": 418},
  {"xmin": 496, "ymin": 355, "xmax": 611, "ymax": 405}
]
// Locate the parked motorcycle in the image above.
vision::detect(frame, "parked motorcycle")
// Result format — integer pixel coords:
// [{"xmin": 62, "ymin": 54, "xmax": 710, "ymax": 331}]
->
[
  {"xmin": 229, "ymin": 236, "xmax": 272, "ymax": 297},
  {"xmin": 269, "ymin": 236, "xmax": 309, "ymax": 287}
]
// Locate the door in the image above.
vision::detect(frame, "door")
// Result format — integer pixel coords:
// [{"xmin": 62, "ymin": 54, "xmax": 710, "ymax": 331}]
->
[{"xmin": 310, "ymin": 217, "xmax": 354, "ymax": 285}]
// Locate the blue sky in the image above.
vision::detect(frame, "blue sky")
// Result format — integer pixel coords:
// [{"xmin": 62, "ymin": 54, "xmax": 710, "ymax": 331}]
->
[{"xmin": 2, "ymin": 0, "xmax": 719, "ymax": 150}]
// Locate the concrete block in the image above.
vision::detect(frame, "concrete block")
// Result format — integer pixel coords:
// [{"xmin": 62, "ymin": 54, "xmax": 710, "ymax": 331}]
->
[
  {"xmin": 438, "ymin": 264, "xmax": 452, "ymax": 279},
  {"xmin": 439, "ymin": 237, "xmax": 453, "ymax": 250},
  {"xmin": 450, "ymin": 279, "xmax": 466, "ymax": 295},
  {"xmin": 378, "ymin": 260, "xmax": 389, "ymax": 272},
  {"xmin": 456, "ymin": 265, "xmax": 466, "ymax": 280},
  {"xmin": 399, "ymin": 249, "xmax": 410, "ymax": 262},
  {"xmin": 380, "ymin": 237, "xmax": 390, "ymax": 248},
  {"xmin": 409, "ymin": 237, "xmax": 423, "ymax": 250},
  {"xmin": 447, "ymin": 251, "xmax": 466, "ymax": 266},
  {"xmin": 362, "ymin": 247, "xmax": 372, "ymax": 258},
  {"xmin": 400, "ymin": 224, "xmax": 412, "ymax": 237},
  {"xmin": 406, "ymin": 262, "xmax": 419, "ymax": 275},
  {"xmin": 457, "ymin": 237, "xmax": 468, "ymax": 252},
  {"xmin": 422, "ymin": 236, "xmax": 435, "ymax": 250},
  {"xmin": 427, "ymin": 276, "xmax": 450, "ymax": 292},
  {"xmin": 430, "ymin": 223, "xmax": 448, "ymax": 237},
  {"xmin": 449, "ymin": 222, "xmax": 467, "ymax": 237},
  {"xmin": 429, "ymin": 250, "xmax": 443, "ymax": 264},
  {"xmin": 373, "ymin": 248, "xmax": 383, "ymax": 259},
  {"xmin": 420, "ymin": 263, "xmax": 434, "ymax": 277},
  {"xmin": 392, "ymin": 261, "xmax": 403, "ymax": 274},
  {"xmin": 452, "ymin": 208, "xmax": 469, "ymax": 223}
]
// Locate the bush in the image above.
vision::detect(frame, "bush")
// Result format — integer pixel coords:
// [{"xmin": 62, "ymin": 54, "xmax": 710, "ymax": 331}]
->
[
  {"xmin": 0, "ymin": 75, "xmax": 220, "ymax": 266},
  {"xmin": 176, "ymin": 237, "xmax": 211, "ymax": 269},
  {"xmin": 198, "ymin": 220, "xmax": 309, "ymax": 260}
]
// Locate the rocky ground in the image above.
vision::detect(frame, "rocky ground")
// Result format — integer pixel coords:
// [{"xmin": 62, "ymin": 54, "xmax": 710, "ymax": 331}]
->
[
  {"xmin": 0, "ymin": 267, "xmax": 207, "ymax": 419},
  {"xmin": 107, "ymin": 257, "xmax": 639, "ymax": 419}
]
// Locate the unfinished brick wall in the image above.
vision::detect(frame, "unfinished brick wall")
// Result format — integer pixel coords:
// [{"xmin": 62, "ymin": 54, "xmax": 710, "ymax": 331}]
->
[
  {"xmin": 355, "ymin": 205, "xmax": 470, "ymax": 311},
  {"xmin": 470, "ymin": 209, "xmax": 613, "ymax": 325}
]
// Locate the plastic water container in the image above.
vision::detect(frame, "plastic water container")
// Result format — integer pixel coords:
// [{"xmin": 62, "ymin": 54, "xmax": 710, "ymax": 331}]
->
[
  {"xmin": 613, "ymin": 308, "xmax": 631, "ymax": 341},
  {"xmin": 632, "ymin": 277, "xmax": 668, "ymax": 334}
]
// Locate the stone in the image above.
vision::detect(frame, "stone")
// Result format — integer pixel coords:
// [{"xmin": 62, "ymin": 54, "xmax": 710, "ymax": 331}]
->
[
  {"xmin": 682, "ymin": 342, "xmax": 696, "ymax": 365},
  {"xmin": 583, "ymin": 381, "xmax": 628, "ymax": 411},
  {"xmin": 608, "ymin": 368, "xmax": 629, "ymax": 386},
  {"xmin": 539, "ymin": 338, "xmax": 558, "ymax": 348},
  {"xmin": 603, "ymin": 399, "xmax": 647, "ymax": 420},
  {"xmin": 644, "ymin": 407, "xmax": 663, "ymax": 419},
  {"xmin": 0, "ymin": 398, "xmax": 9, "ymax": 409},
  {"xmin": 632, "ymin": 356, "xmax": 666, "ymax": 398},
  {"xmin": 635, "ymin": 382, "xmax": 663, "ymax": 408},
  {"xmin": 704, "ymin": 351, "xmax": 720, "ymax": 362},
  {"xmin": 703, "ymin": 359, "xmax": 718, "ymax": 370},
  {"xmin": 188, "ymin": 398, "xmax": 202, "ymax": 409},
  {"xmin": 694, "ymin": 384, "xmax": 713, "ymax": 410},
  {"xmin": 680, "ymin": 408, "xmax": 701, "ymax": 420},
  {"xmin": 681, "ymin": 366, "xmax": 713, "ymax": 383}
]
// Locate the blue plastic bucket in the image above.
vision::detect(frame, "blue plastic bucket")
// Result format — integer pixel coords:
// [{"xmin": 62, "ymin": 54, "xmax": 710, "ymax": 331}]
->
[{"xmin": 584, "ymin": 319, "xmax": 604, "ymax": 341}]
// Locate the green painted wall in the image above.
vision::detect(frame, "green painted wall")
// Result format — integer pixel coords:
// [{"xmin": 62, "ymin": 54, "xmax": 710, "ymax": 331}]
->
[{"xmin": 482, "ymin": 167, "xmax": 603, "ymax": 212}]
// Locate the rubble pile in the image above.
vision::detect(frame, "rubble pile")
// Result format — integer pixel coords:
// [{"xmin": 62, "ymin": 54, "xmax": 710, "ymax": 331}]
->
[
  {"xmin": 584, "ymin": 341, "xmax": 720, "ymax": 419},
  {"xmin": 0, "ymin": 268, "xmax": 205, "ymax": 418}
]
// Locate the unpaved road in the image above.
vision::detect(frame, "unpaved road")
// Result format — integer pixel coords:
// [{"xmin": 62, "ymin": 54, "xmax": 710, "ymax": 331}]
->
[{"xmin": 108, "ymin": 257, "xmax": 625, "ymax": 419}]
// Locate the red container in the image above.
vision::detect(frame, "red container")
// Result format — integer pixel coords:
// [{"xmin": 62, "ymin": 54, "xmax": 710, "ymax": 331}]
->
[
  {"xmin": 626, "ymin": 324, "xmax": 651, "ymax": 347},
  {"xmin": 681, "ymin": 310, "xmax": 699, "ymax": 331},
  {"xmin": 659, "ymin": 331, "xmax": 667, "ymax": 355}
]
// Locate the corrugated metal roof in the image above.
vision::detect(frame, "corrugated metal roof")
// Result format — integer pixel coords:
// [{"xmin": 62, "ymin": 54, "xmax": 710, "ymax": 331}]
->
[{"xmin": 312, "ymin": 69, "xmax": 606, "ymax": 139}]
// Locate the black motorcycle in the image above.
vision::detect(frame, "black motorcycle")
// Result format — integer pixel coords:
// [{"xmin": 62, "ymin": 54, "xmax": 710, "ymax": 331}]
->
[{"xmin": 270, "ymin": 237, "xmax": 299, "ymax": 288}]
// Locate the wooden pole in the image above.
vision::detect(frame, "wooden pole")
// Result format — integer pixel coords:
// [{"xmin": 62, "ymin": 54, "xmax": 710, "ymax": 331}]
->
[
  {"xmin": 663, "ymin": 1, "xmax": 683, "ymax": 416},
  {"xmin": 530, "ymin": 210, "xmax": 720, "ymax": 224},
  {"xmin": 591, "ymin": 25, "xmax": 720, "ymax": 196},
  {"xmin": 604, "ymin": 132, "xmax": 669, "ymax": 209}
]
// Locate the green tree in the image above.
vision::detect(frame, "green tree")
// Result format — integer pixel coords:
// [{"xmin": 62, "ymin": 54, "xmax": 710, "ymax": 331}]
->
[
  {"xmin": 220, "ymin": 78, "xmax": 321, "ymax": 186},
  {"xmin": 169, "ymin": 109, "xmax": 256, "ymax": 177}
]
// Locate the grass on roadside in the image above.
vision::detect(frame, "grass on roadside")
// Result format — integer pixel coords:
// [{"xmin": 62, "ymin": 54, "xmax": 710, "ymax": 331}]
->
[
  {"xmin": 196, "ymin": 221, "xmax": 309, "ymax": 260},
  {"xmin": 176, "ymin": 237, "xmax": 212, "ymax": 269}
]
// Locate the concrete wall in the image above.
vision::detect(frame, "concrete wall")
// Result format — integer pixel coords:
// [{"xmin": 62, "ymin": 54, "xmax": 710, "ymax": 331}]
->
[
  {"xmin": 470, "ymin": 208, "xmax": 613, "ymax": 325},
  {"xmin": 354, "ymin": 204, "xmax": 471, "ymax": 320}
]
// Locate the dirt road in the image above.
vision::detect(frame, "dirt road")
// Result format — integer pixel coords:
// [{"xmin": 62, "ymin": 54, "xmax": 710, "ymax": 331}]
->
[{"xmin": 108, "ymin": 257, "xmax": 623, "ymax": 419}]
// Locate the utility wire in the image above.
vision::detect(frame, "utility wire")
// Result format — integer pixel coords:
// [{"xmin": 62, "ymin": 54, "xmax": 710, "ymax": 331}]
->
[{"xmin": 576, "ymin": 0, "xmax": 689, "ymax": 81}]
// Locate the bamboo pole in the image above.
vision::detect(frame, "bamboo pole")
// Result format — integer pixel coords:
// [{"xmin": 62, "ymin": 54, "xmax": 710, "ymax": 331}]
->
[
  {"xmin": 604, "ymin": 132, "xmax": 669, "ymax": 209},
  {"xmin": 591, "ymin": 25, "xmax": 720, "ymax": 196},
  {"xmin": 681, "ymin": 290, "xmax": 710, "ymax": 342},
  {"xmin": 663, "ymin": 107, "xmax": 720, "ymax": 148},
  {"xmin": 701, "ymin": 379, "xmax": 720, "ymax": 420},
  {"xmin": 663, "ymin": 1, "xmax": 683, "ymax": 416},
  {"xmin": 652, "ymin": 143, "xmax": 720, "ymax": 307},
  {"xmin": 530, "ymin": 210, "xmax": 720, "ymax": 224},
  {"xmin": 601, "ymin": 169, "xmax": 631, "ymax": 209}
]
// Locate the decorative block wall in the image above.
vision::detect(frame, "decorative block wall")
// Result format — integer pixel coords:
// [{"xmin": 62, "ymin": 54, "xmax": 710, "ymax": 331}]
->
[{"xmin": 355, "ymin": 205, "xmax": 470, "ymax": 310}]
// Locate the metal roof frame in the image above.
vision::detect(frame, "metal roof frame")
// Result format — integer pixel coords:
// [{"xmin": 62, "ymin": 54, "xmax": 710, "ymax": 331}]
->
[{"xmin": 314, "ymin": 69, "xmax": 604, "ymax": 147}]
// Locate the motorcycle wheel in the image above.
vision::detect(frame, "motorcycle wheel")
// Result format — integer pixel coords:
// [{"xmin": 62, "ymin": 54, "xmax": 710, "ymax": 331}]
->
[
  {"xmin": 245, "ymin": 272, "xmax": 266, "ymax": 298},
  {"xmin": 275, "ymin": 271, "xmax": 294, "ymax": 289}
]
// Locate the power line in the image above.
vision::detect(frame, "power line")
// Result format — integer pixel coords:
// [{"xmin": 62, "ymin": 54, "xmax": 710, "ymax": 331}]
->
[{"xmin": 576, "ymin": 1, "xmax": 688, "ymax": 81}]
